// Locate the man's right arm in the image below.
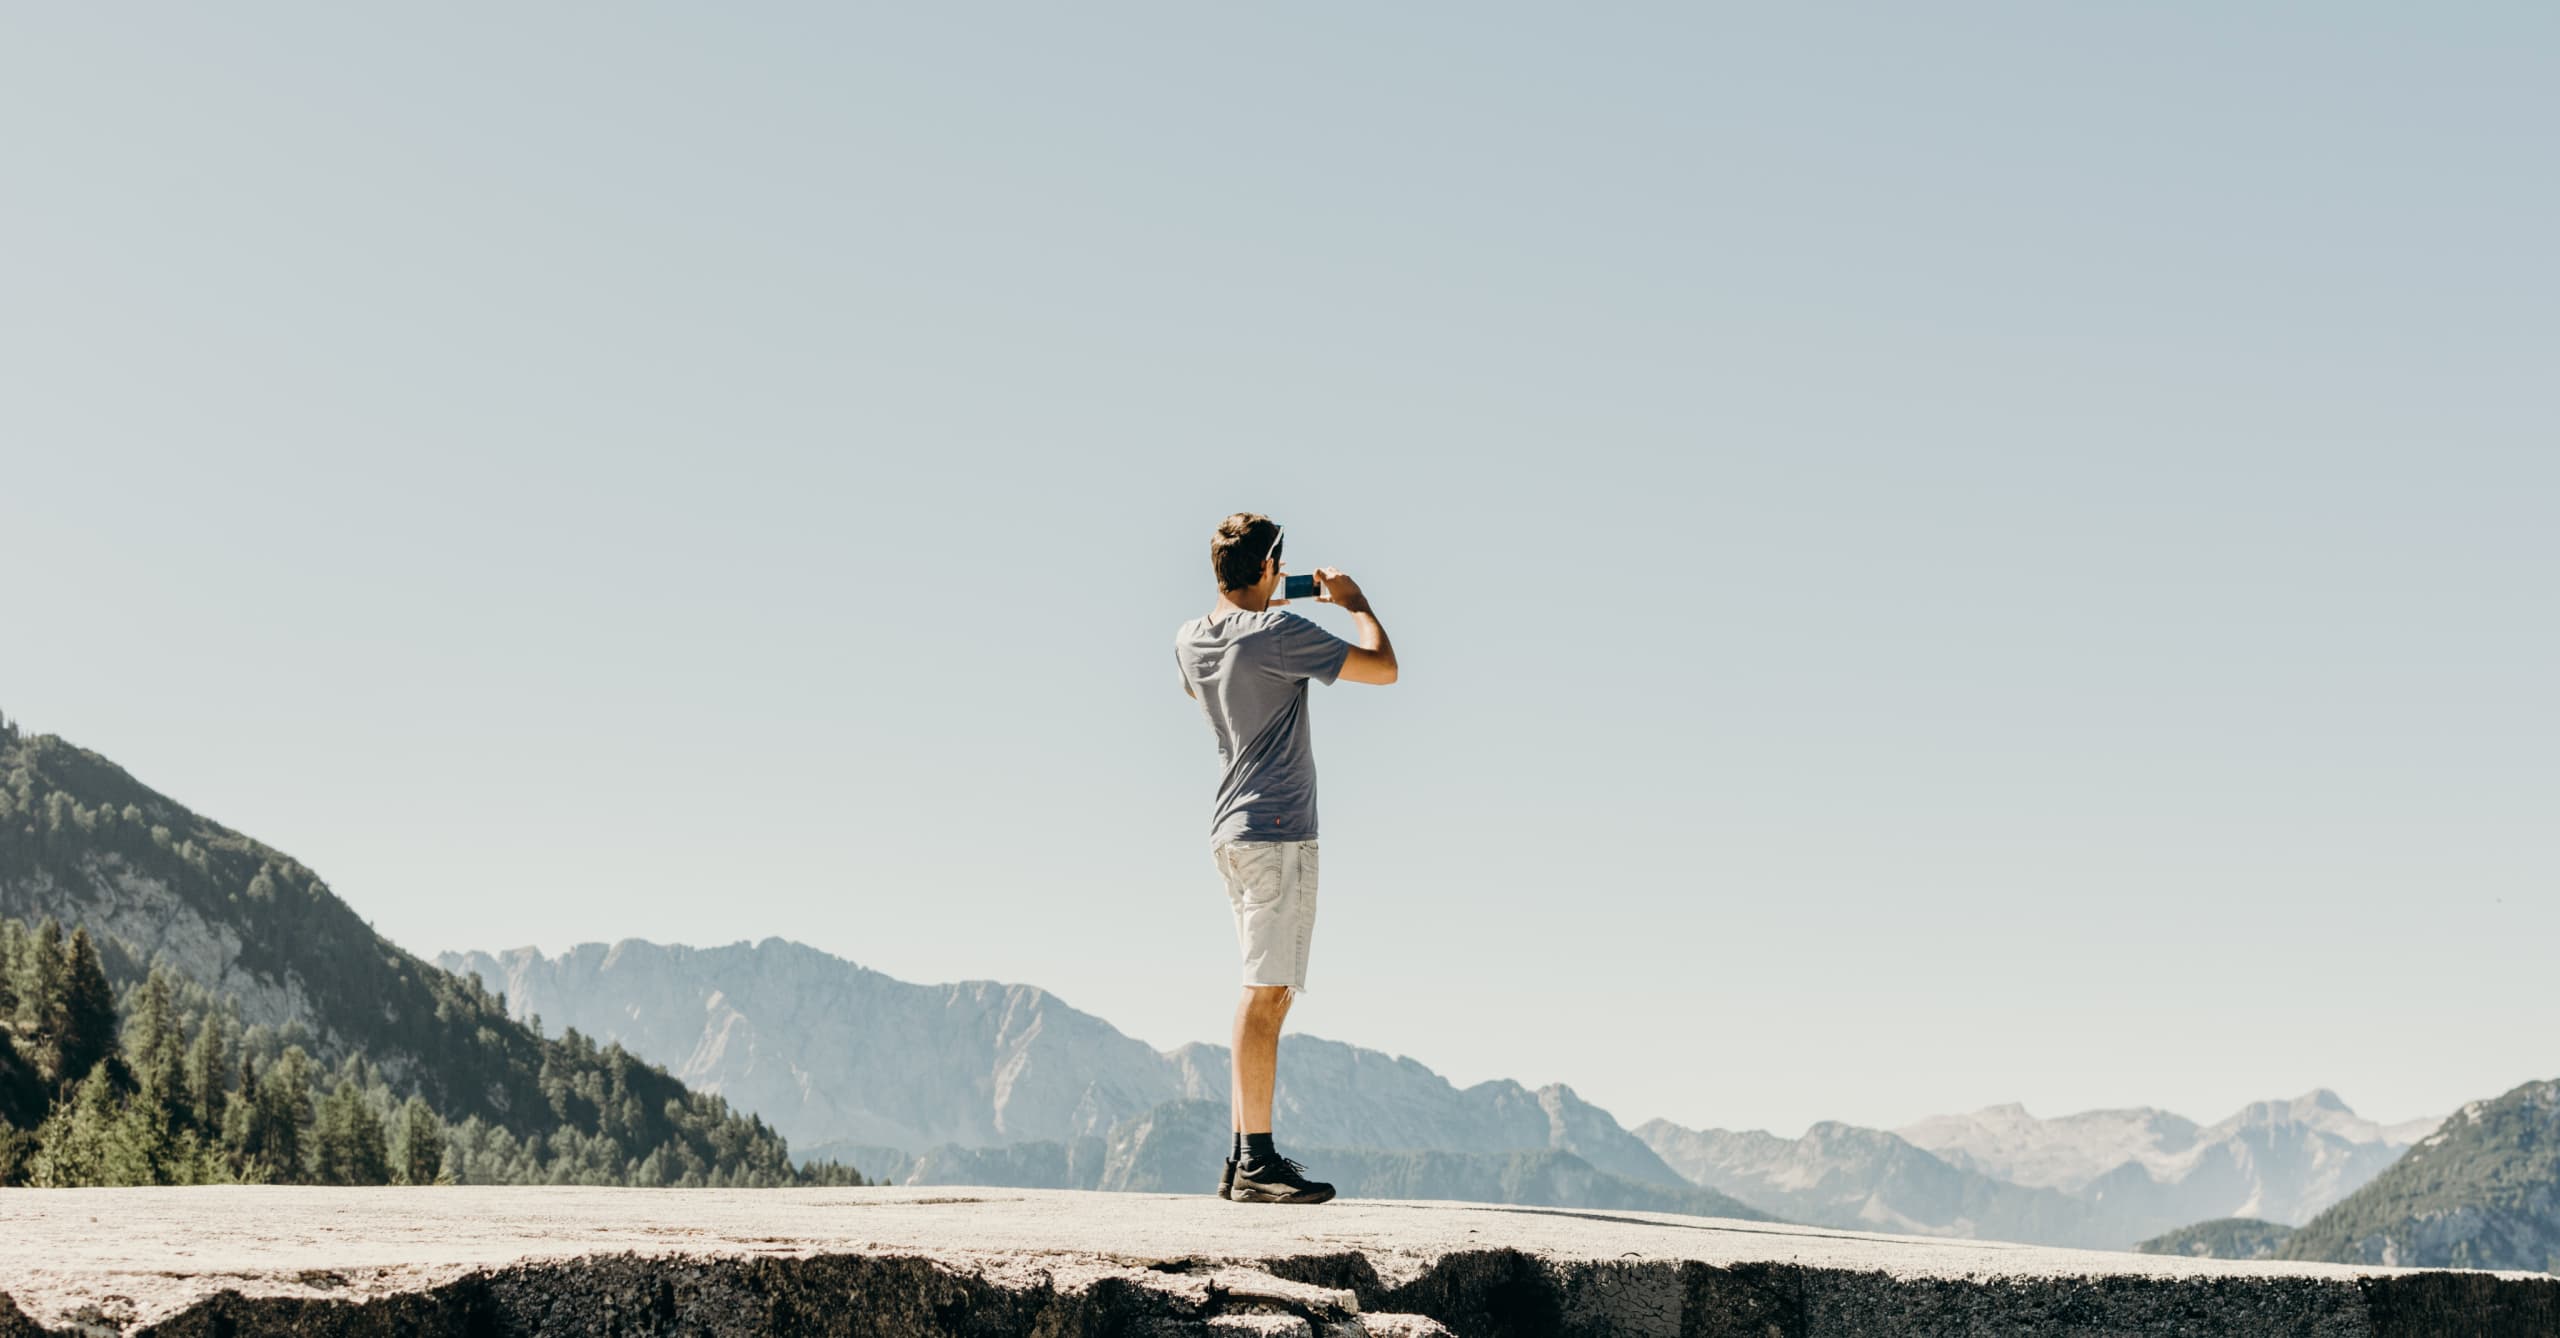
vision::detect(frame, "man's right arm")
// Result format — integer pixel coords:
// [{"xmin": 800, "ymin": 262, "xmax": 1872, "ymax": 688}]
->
[{"xmin": 1316, "ymin": 568, "xmax": 1398, "ymax": 685}]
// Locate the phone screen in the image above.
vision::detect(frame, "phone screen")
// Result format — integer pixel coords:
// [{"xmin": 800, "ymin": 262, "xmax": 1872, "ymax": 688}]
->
[{"xmin": 1284, "ymin": 574, "xmax": 1318, "ymax": 600}]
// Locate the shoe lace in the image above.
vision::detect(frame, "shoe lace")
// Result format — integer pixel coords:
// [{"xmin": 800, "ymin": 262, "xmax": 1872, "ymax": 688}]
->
[{"xmin": 1240, "ymin": 1150, "xmax": 1315, "ymax": 1183}]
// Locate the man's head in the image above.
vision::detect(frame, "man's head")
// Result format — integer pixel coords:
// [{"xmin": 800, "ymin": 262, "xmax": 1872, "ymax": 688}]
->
[{"xmin": 1212, "ymin": 512, "xmax": 1284, "ymax": 596}]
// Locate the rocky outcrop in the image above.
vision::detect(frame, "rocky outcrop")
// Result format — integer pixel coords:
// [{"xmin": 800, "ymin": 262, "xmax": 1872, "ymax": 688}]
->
[
  {"xmin": 2, "ymin": 1186, "xmax": 2552, "ymax": 1337},
  {"xmin": 0, "ymin": 1253, "xmax": 1454, "ymax": 1338},
  {"xmin": 2, "ymin": 861, "xmax": 324, "ymax": 1042}
]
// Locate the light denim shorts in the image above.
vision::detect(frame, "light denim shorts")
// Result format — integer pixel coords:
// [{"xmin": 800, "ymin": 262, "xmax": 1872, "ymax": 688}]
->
[{"xmin": 1213, "ymin": 839, "xmax": 1319, "ymax": 995}]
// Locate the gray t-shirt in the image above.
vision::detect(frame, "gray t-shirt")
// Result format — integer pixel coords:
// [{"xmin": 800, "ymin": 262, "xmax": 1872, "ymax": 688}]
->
[{"xmin": 1175, "ymin": 608, "xmax": 1355, "ymax": 847}]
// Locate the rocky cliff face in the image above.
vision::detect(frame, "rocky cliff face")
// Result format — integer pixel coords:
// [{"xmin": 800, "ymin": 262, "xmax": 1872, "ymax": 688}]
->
[{"xmin": 2, "ymin": 859, "xmax": 323, "ymax": 1042}]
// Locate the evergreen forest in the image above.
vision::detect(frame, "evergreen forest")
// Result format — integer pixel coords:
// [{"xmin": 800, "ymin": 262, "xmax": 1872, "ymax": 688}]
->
[{"xmin": 0, "ymin": 913, "xmax": 868, "ymax": 1187}]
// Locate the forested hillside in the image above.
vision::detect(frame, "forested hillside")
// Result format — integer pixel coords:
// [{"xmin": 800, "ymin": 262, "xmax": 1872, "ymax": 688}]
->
[
  {"xmin": 2278, "ymin": 1078, "xmax": 2560, "ymax": 1273},
  {"xmin": 0, "ymin": 713, "xmax": 863, "ymax": 1188},
  {"xmin": 2136, "ymin": 1218, "xmax": 2297, "ymax": 1261}
]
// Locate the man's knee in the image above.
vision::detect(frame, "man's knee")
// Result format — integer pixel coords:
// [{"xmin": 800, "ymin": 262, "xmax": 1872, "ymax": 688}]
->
[{"xmin": 1241, "ymin": 984, "xmax": 1292, "ymax": 1017}]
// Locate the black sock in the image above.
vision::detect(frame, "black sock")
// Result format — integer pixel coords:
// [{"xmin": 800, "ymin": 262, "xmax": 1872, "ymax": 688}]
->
[
  {"xmin": 1231, "ymin": 1133, "xmax": 1248, "ymax": 1160},
  {"xmin": 1242, "ymin": 1131, "xmax": 1276, "ymax": 1162}
]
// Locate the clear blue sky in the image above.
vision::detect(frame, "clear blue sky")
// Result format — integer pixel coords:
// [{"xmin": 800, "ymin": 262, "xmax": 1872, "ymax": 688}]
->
[{"xmin": 5, "ymin": 5, "xmax": 2552, "ymax": 1139}]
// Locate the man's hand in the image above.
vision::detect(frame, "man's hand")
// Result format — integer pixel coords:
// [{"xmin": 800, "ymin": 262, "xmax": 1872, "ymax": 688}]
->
[
  {"xmin": 1315, "ymin": 568, "xmax": 1396, "ymax": 685},
  {"xmin": 1313, "ymin": 567, "xmax": 1369, "ymax": 614}
]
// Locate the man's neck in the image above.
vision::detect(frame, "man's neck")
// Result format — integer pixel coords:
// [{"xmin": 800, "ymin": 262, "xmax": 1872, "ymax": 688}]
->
[{"xmin": 1211, "ymin": 587, "xmax": 1273, "ymax": 620}]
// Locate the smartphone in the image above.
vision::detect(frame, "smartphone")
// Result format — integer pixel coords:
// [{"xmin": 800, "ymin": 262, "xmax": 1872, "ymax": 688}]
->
[{"xmin": 1283, "ymin": 574, "xmax": 1319, "ymax": 601}]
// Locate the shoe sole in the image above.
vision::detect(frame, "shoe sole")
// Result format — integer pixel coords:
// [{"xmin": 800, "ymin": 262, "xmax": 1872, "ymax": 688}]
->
[{"xmin": 1228, "ymin": 1182, "xmax": 1336, "ymax": 1205}]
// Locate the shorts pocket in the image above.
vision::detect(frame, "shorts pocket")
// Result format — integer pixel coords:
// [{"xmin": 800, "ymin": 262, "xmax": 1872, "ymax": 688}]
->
[{"xmin": 1223, "ymin": 842, "xmax": 1290, "ymax": 909}]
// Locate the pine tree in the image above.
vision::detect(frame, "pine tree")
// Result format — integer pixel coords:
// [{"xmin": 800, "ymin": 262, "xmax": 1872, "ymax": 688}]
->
[
  {"xmin": 310, "ymin": 1074, "xmax": 390, "ymax": 1185},
  {"xmin": 123, "ymin": 969, "xmax": 189, "ymax": 1136},
  {"xmin": 247, "ymin": 1045, "xmax": 314, "ymax": 1183},
  {"xmin": 391, "ymin": 1096, "xmax": 444, "ymax": 1185},
  {"xmin": 186, "ymin": 1011, "xmax": 231, "ymax": 1135},
  {"xmin": 13, "ymin": 919, "xmax": 65, "ymax": 1049},
  {"xmin": 52, "ymin": 929, "xmax": 118, "ymax": 1098},
  {"xmin": 0, "ymin": 1029, "xmax": 45, "ymax": 1136},
  {"xmin": 30, "ymin": 1071, "xmax": 148, "ymax": 1186},
  {"xmin": 223, "ymin": 1050, "xmax": 260, "ymax": 1172}
]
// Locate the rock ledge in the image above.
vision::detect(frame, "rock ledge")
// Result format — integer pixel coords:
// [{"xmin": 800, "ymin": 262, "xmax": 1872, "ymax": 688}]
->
[{"xmin": 2, "ymin": 1185, "xmax": 2552, "ymax": 1336}]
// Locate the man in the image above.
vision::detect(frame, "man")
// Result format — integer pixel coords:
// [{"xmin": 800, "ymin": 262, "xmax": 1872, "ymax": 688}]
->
[{"xmin": 1174, "ymin": 512, "xmax": 1398, "ymax": 1206}]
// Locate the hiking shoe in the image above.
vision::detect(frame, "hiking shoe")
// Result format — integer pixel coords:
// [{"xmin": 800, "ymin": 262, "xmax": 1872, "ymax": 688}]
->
[
  {"xmin": 1218, "ymin": 1156, "xmax": 1236, "ymax": 1197},
  {"xmin": 1229, "ymin": 1152, "xmax": 1335, "ymax": 1204}
]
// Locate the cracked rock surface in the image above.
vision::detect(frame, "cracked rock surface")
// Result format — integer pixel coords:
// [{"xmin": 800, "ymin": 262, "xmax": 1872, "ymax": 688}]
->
[{"xmin": 2, "ymin": 1185, "xmax": 2552, "ymax": 1336}]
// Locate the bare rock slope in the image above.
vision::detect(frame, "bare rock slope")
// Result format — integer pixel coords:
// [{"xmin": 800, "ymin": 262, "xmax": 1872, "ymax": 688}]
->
[{"xmin": 3, "ymin": 1186, "xmax": 2554, "ymax": 1337}]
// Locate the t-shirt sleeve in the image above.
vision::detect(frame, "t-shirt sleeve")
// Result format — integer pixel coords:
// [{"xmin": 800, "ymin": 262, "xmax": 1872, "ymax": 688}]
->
[{"xmin": 1267, "ymin": 611, "xmax": 1355, "ymax": 686}]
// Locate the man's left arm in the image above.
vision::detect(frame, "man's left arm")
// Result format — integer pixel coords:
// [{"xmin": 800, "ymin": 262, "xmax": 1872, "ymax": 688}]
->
[{"xmin": 1316, "ymin": 568, "xmax": 1396, "ymax": 685}]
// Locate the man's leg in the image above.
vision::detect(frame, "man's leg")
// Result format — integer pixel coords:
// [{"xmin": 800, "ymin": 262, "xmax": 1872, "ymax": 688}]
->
[
  {"xmin": 1219, "ymin": 842, "xmax": 1333, "ymax": 1204},
  {"xmin": 1225, "ymin": 980, "xmax": 1333, "ymax": 1204},
  {"xmin": 1231, "ymin": 984, "xmax": 1293, "ymax": 1137}
]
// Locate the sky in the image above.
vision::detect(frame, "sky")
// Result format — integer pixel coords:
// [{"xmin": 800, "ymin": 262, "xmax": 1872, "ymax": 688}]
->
[{"xmin": 3, "ymin": 5, "xmax": 2552, "ymax": 1141}]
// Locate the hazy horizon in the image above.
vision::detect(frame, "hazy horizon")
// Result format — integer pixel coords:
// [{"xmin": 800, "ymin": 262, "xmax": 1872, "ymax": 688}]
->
[
  {"xmin": 433, "ymin": 929, "xmax": 2453, "ymax": 1138},
  {"xmin": 6, "ymin": 6, "xmax": 2550, "ymax": 1140}
]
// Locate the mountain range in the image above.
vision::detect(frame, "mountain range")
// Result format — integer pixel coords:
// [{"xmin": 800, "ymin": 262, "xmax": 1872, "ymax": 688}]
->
[
  {"xmin": 1901, "ymin": 1091, "xmax": 2440, "ymax": 1220},
  {"xmin": 1632, "ymin": 1089, "xmax": 2441, "ymax": 1251},
  {"xmin": 8, "ymin": 707, "xmax": 2546, "ymax": 1265},
  {"xmin": 441, "ymin": 938, "xmax": 1702, "ymax": 1199},
  {"xmin": 441, "ymin": 936, "xmax": 2448, "ymax": 1251}
]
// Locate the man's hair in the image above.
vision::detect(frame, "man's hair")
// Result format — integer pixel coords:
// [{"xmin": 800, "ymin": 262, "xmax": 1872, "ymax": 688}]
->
[{"xmin": 1211, "ymin": 513, "xmax": 1282, "ymax": 592}]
